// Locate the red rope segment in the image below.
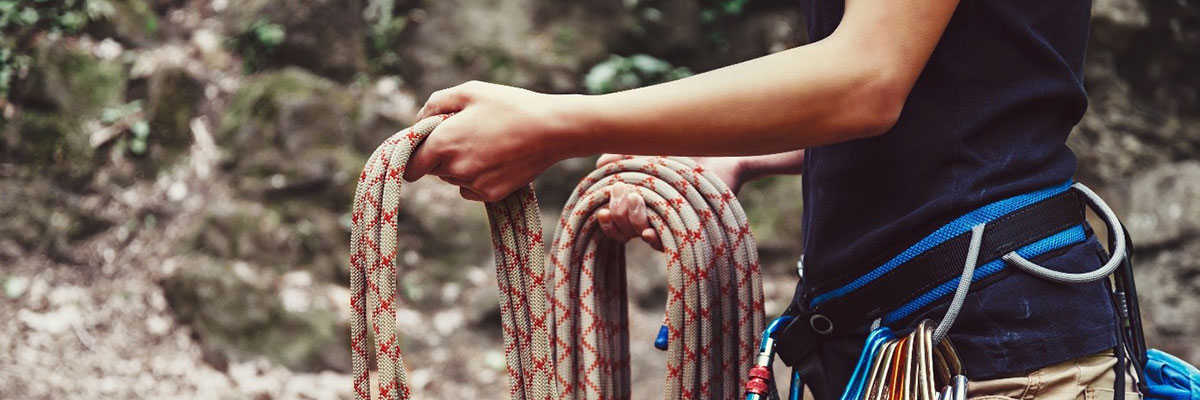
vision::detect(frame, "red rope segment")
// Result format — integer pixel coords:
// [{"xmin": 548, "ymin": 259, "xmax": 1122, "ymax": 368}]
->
[{"xmin": 350, "ymin": 116, "xmax": 766, "ymax": 400}]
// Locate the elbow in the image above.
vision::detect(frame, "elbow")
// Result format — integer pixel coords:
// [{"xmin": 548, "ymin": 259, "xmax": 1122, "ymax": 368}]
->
[{"xmin": 841, "ymin": 72, "xmax": 909, "ymax": 140}]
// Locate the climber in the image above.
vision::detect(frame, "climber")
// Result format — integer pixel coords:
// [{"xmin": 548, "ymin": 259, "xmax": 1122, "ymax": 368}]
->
[{"xmin": 400, "ymin": 0, "xmax": 1139, "ymax": 398}]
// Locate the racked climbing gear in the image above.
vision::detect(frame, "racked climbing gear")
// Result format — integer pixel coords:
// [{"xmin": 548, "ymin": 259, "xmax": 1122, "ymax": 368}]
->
[
  {"xmin": 773, "ymin": 181, "xmax": 1150, "ymax": 400},
  {"xmin": 841, "ymin": 320, "xmax": 966, "ymax": 400},
  {"xmin": 349, "ymin": 116, "xmax": 766, "ymax": 399}
]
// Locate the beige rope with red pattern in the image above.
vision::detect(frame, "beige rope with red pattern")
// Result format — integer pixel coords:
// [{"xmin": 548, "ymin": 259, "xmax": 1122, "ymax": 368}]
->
[{"xmin": 350, "ymin": 116, "xmax": 766, "ymax": 399}]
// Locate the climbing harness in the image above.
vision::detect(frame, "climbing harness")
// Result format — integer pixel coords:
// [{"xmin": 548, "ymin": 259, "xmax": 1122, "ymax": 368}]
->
[
  {"xmin": 767, "ymin": 181, "xmax": 1165, "ymax": 400},
  {"xmin": 349, "ymin": 116, "xmax": 766, "ymax": 399}
]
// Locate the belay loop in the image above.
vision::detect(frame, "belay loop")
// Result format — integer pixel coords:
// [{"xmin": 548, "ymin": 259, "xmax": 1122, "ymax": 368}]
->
[{"xmin": 350, "ymin": 116, "xmax": 767, "ymax": 399}]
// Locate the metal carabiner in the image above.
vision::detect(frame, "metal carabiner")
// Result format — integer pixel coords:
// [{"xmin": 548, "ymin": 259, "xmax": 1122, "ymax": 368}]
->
[{"xmin": 746, "ymin": 316, "xmax": 795, "ymax": 400}]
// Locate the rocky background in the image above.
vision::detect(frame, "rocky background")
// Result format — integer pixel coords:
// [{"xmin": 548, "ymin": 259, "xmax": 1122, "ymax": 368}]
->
[{"xmin": 0, "ymin": 0, "xmax": 1195, "ymax": 398}]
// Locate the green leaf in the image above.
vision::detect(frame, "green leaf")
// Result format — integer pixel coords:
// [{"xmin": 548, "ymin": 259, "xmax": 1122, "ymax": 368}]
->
[
  {"xmin": 630, "ymin": 54, "xmax": 671, "ymax": 74},
  {"xmin": 129, "ymin": 137, "xmax": 147, "ymax": 154},
  {"xmin": 58, "ymin": 11, "xmax": 85, "ymax": 32},
  {"xmin": 722, "ymin": 0, "xmax": 747, "ymax": 15},
  {"xmin": 131, "ymin": 120, "xmax": 149, "ymax": 138},
  {"xmin": 16, "ymin": 6, "xmax": 38, "ymax": 25},
  {"xmin": 101, "ymin": 107, "xmax": 122, "ymax": 123},
  {"xmin": 254, "ymin": 21, "xmax": 286, "ymax": 47}
]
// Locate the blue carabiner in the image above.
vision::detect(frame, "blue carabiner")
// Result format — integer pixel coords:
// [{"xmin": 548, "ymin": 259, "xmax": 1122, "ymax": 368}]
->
[
  {"xmin": 745, "ymin": 316, "xmax": 796, "ymax": 400},
  {"xmin": 838, "ymin": 326, "xmax": 897, "ymax": 400}
]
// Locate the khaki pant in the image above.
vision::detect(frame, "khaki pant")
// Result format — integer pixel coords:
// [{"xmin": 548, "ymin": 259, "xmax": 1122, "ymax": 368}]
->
[{"xmin": 968, "ymin": 352, "xmax": 1142, "ymax": 400}]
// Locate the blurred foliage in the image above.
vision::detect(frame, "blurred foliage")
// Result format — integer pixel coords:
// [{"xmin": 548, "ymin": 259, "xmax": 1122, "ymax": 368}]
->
[
  {"xmin": 364, "ymin": 0, "xmax": 418, "ymax": 74},
  {"xmin": 584, "ymin": 54, "xmax": 692, "ymax": 94},
  {"xmin": 700, "ymin": 0, "xmax": 751, "ymax": 22},
  {"xmin": 0, "ymin": 0, "xmax": 98, "ymax": 96},
  {"xmin": 228, "ymin": 18, "xmax": 286, "ymax": 74},
  {"xmin": 0, "ymin": 46, "xmax": 28, "ymax": 97},
  {"xmin": 0, "ymin": 0, "xmax": 93, "ymax": 36},
  {"xmin": 625, "ymin": 0, "xmax": 755, "ymax": 51},
  {"xmin": 700, "ymin": 0, "xmax": 752, "ymax": 50},
  {"xmin": 99, "ymin": 99, "xmax": 149, "ymax": 155}
]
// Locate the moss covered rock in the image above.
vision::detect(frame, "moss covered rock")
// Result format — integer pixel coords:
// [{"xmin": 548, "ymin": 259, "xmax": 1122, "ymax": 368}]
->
[
  {"xmin": 92, "ymin": 0, "xmax": 163, "ymax": 46},
  {"xmin": 221, "ymin": 0, "xmax": 368, "ymax": 81},
  {"xmin": 220, "ymin": 68, "xmax": 368, "ymax": 210},
  {"xmin": 221, "ymin": 68, "xmax": 357, "ymax": 154},
  {"xmin": 11, "ymin": 41, "xmax": 127, "ymax": 118},
  {"xmin": 0, "ymin": 180, "xmax": 112, "ymax": 263},
  {"xmin": 161, "ymin": 257, "xmax": 349, "ymax": 373},
  {"xmin": 4, "ymin": 41, "xmax": 127, "ymax": 182},
  {"xmin": 141, "ymin": 66, "xmax": 201, "ymax": 170},
  {"xmin": 186, "ymin": 201, "xmax": 348, "ymax": 283}
]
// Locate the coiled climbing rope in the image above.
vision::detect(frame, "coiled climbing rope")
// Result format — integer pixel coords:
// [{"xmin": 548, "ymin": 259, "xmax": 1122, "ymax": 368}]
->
[{"xmin": 350, "ymin": 116, "xmax": 766, "ymax": 399}]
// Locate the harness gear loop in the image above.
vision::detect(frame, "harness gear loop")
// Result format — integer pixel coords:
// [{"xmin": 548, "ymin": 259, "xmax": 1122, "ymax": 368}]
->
[
  {"xmin": 933, "ymin": 183, "xmax": 1130, "ymax": 343},
  {"xmin": 350, "ymin": 116, "xmax": 767, "ymax": 399},
  {"xmin": 1002, "ymin": 183, "xmax": 1126, "ymax": 283}
]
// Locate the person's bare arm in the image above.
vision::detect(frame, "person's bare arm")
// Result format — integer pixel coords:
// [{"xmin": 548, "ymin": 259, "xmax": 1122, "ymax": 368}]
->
[
  {"xmin": 595, "ymin": 150, "xmax": 805, "ymax": 250},
  {"xmin": 404, "ymin": 0, "xmax": 960, "ymax": 201}
]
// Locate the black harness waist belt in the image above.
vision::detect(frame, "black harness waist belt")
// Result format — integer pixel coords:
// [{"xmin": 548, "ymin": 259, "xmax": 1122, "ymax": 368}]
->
[{"xmin": 776, "ymin": 182, "xmax": 1087, "ymax": 368}]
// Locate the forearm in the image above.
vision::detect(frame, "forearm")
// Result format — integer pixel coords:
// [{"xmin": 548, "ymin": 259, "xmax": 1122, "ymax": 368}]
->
[
  {"xmin": 547, "ymin": 0, "xmax": 956, "ymax": 159},
  {"xmin": 403, "ymin": 0, "xmax": 957, "ymax": 202},
  {"xmin": 738, "ymin": 150, "xmax": 806, "ymax": 182},
  {"xmin": 558, "ymin": 36, "xmax": 901, "ymax": 158}
]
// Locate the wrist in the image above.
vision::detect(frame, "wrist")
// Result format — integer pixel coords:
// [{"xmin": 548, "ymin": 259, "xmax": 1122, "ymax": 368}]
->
[{"xmin": 541, "ymin": 93, "xmax": 600, "ymax": 159}]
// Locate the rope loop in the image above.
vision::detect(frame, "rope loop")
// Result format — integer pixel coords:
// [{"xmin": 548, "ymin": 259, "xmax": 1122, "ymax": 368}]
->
[{"xmin": 350, "ymin": 116, "xmax": 767, "ymax": 399}]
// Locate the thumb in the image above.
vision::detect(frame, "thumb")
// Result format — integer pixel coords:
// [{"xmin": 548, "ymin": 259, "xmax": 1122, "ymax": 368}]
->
[
  {"xmin": 416, "ymin": 85, "xmax": 472, "ymax": 121},
  {"xmin": 403, "ymin": 143, "xmax": 440, "ymax": 182}
]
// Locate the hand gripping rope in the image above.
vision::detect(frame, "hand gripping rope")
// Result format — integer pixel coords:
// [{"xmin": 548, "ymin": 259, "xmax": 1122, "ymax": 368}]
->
[{"xmin": 350, "ymin": 116, "xmax": 767, "ymax": 399}]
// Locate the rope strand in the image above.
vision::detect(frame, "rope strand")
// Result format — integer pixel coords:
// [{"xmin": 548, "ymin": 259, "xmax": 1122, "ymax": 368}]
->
[{"xmin": 350, "ymin": 116, "xmax": 766, "ymax": 399}]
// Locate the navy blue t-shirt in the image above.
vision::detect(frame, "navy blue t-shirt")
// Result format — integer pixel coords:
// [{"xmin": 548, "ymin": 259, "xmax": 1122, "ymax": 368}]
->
[{"xmin": 797, "ymin": 0, "xmax": 1118, "ymax": 387}]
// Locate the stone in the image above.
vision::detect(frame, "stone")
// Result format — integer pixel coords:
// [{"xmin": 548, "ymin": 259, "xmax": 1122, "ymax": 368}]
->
[
  {"xmin": 398, "ymin": 0, "xmax": 631, "ymax": 98},
  {"xmin": 142, "ymin": 66, "xmax": 201, "ymax": 170},
  {"xmin": 220, "ymin": 68, "xmax": 357, "ymax": 156},
  {"xmin": 3, "ymin": 41, "xmax": 127, "ymax": 183},
  {"xmin": 91, "ymin": 0, "xmax": 164, "ymax": 46},
  {"xmin": 162, "ymin": 257, "xmax": 350, "ymax": 373},
  {"xmin": 218, "ymin": 68, "xmax": 372, "ymax": 210},
  {"xmin": 1072, "ymin": 0, "xmax": 1200, "ymax": 184},
  {"xmin": 1133, "ymin": 239, "xmax": 1200, "ymax": 366},
  {"xmin": 0, "ymin": 180, "xmax": 112, "ymax": 263},
  {"xmin": 10, "ymin": 40, "xmax": 127, "ymax": 118},
  {"xmin": 221, "ymin": 0, "xmax": 369, "ymax": 81},
  {"xmin": 1124, "ymin": 162, "xmax": 1200, "ymax": 248}
]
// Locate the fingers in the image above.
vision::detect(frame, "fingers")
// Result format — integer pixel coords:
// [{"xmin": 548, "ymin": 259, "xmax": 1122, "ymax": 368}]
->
[
  {"xmin": 439, "ymin": 176, "xmax": 469, "ymax": 186},
  {"xmin": 597, "ymin": 209, "xmax": 625, "ymax": 241},
  {"xmin": 599, "ymin": 183, "xmax": 638, "ymax": 241},
  {"xmin": 459, "ymin": 186, "xmax": 483, "ymax": 202},
  {"xmin": 641, "ymin": 229, "xmax": 664, "ymax": 251},
  {"xmin": 608, "ymin": 183, "xmax": 638, "ymax": 238},
  {"xmin": 628, "ymin": 193, "xmax": 664, "ymax": 251},
  {"xmin": 596, "ymin": 153, "xmax": 624, "ymax": 168},
  {"xmin": 595, "ymin": 153, "xmax": 639, "ymax": 168},
  {"xmin": 403, "ymin": 142, "xmax": 440, "ymax": 182},
  {"xmin": 628, "ymin": 193, "xmax": 650, "ymax": 234},
  {"xmin": 416, "ymin": 83, "xmax": 473, "ymax": 121},
  {"xmin": 596, "ymin": 182, "xmax": 662, "ymax": 252}
]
